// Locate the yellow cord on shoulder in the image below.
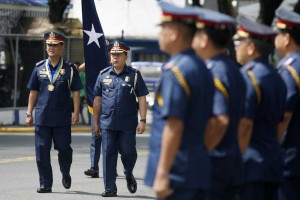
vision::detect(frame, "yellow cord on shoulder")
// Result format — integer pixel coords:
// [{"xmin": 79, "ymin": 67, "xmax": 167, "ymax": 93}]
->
[
  {"xmin": 247, "ymin": 69, "xmax": 261, "ymax": 105},
  {"xmin": 286, "ymin": 65, "xmax": 300, "ymax": 91},
  {"xmin": 214, "ymin": 78, "xmax": 229, "ymax": 100},
  {"xmin": 171, "ymin": 66, "xmax": 191, "ymax": 97}
]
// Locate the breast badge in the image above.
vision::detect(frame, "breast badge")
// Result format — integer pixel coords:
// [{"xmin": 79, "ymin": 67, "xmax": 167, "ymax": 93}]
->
[
  {"xmin": 125, "ymin": 76, "xmax": 130, "ymax": 82},
  {"xmin": 59, "ymin": 69, "xmax": 65, "ymax": 75},
  {"xmin": 103, "ymin": 78, "xmax": 112, "ymax": 85}
]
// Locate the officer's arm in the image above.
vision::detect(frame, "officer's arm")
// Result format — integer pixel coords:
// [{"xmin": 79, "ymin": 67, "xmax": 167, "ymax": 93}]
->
[
  {"xmin": 155, "ymin": 117, "xmax": 183, "ymax": 183},
  {"xmin": 204, "ymin": 115, "xmax": 229, "ymax": 152},
  {"xmin": 78, "ymin": 63, "xmax": 85, "ymax": 72},
  {"xmin": 93, "ymin": 96, "xmax": 102, "ymax": 127},
  {"xmin": 27, "ymin": 90, "xmax": 38, "ymax": 113},
  {"xmin": 238, "ymin": 117, "xmax": 253, "ymax": 154},
  {"xmin": 137, "ymin": 96, "xmax": 147, "ymax": 121},
  {"xmin": 277, "ymin": 112, "xmax": 293, "ymax": 144},
  {"xmin": 72, "ymin": 91, "xmax": 80, "ymax": 116}
]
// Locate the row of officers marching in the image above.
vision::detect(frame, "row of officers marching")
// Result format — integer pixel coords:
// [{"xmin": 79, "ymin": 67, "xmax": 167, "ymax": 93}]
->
[
  {"xmin": 144, "ymin": 2, "xmax": 300, "ymax": 200},
  {"xmin": 25, "ymin": 1, "xmax": 300, "ymax": 200}
]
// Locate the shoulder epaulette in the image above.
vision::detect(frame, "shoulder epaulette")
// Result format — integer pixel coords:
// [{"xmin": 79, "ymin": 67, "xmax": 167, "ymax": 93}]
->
[
  {"xmin": 245, "ymin": 63, "xmax": 255, "ymax": 71},
  {"xmin": 163, "ymin": 62, "xmax": 175, "ymax": 71},
  {"xmin": 100, "ymin": 66, "xmax": 111, "ymax": 74},
  {"xmin": 35, "ymin": 59, "xmax": 46, "ymax": 67},
  {"xmin": 283, "ymin": 57, "xmax": 295, "ymax": 67},
  {"xmin": 65, "ymin": 60, "xmax": 73, "ymax": 67},
  {"xmin": 127, "ymin": 66, "xmax": 139, "ymax": 73},
  {"xmin": 206, "ymin": 62, "xmax": 214, "ymax": 69}
]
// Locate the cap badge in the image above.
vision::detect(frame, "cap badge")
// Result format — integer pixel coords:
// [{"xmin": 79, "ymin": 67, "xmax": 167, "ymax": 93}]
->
[
  {"xmin": 114, "ymin": 41, "xmax": 120, "ymax": 47},
  {"xmin": 49, "ymin": 32, "xmax": 55, "ymax": 39}
]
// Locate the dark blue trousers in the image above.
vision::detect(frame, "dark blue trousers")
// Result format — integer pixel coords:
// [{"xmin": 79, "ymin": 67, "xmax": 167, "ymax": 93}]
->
[
  {"xmin": 89, "ymin": 115, "xmax": 101, "ymax": 170},
  {"xmin": 35, "ymin": 126, "xmax": 72, "ymax": 188},
  {"xmin": 102, "ymin": 129, "xmax": 137, "ymax": 192},
  {"xmin": 278, "ymin": 177, "xmax": 300, "ymax": 200},
  {"xmin": 209, "ymin": 155, "xmax": 242, "ymax": 200},
  {"xmin": 239, "ymin": 181, "xmax": 279, "ymax": 200}
]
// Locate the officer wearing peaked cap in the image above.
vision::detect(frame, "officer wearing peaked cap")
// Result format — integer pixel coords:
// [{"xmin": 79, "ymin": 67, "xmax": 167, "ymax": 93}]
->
[
  {"xmin": 144, "ymin": 2, "xmax": 215, "ymax": 199},
  {"xmin": 93, "ymin": 40, "xmax": 149, "ymax": 197},
  {"xmin": 192, "ymin": 8, "xmax": 246, "ymax": 200},
  {"xmin": 26, "ymin": 31, "xmax": 83, "ymax": 193},
  {"xmin": 234, "ymin": 16, "xmax": 287, "ymax": 199},
  {"xmin": 274, "ymin": 7, "xmax": 300, "ymax": 200},
  {"xmin": 83, "ymin": 39, "xmax": 118, "ymax": 179}
]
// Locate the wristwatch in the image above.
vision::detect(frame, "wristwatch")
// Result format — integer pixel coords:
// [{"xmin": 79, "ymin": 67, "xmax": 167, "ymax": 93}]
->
[
  {"xmin": 140, "ymin": 119, "xmax": 146, "ymax": 123},
  {"xmin": 26, "ymin": 112, "xmax": 32, "ymax": 117}
]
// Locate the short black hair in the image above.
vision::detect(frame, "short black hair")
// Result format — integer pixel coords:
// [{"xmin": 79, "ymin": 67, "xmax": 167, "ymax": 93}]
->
[
  {"xmin": 199, "ymin": 25, "xmax": 236, "ymax": 49},
  {"xmin": 250, "ymin": 38, "xmax": 274, "ymax": 57},
  {"xmin": 278, "ymin": 28, "xmax": 300, "ymax": 46},
  {"xmin": 166, "ymin": 21, "xmax": 197, "ymax": 41}
]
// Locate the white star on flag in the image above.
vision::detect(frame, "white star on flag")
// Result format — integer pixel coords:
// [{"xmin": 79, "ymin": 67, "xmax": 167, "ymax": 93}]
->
[{"xmin": 83, "ymin": 24, "xmax": 103, "ymax": 48}]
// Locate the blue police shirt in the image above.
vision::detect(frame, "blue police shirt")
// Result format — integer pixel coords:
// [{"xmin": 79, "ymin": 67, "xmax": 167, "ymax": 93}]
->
[
  {"xmin": 240, "ymin": 56, "xmax": 286, "ymax": 182},
  {"xmin": 145, "ymin": 49, "xmax": 214, "ymax": 189},
  {"xmin": 27, "ymin": 58, "xmax": 83, "ymax": 127},
  {"xmin": 277, "ymin": 51, "xmax": 300, "ymax": 177},
  {"xmin": 207, "ymin": 53, "xmax": 246, "ymax": 185},
  {"xmin": 93, "ymin": 65, "xmax": 149, "ymax": 131}
]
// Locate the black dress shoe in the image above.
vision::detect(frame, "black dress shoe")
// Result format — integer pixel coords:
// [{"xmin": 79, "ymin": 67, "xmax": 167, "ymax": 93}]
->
[
  {"xmin": 84, "ymin": 168, "xmax": 99, "ymax": 178},
  {"xmin": 37, "ymin": 188, "xmax": 52, "ymax": 193},
  {"xmin": 101, "ymin": 190, "xmax": 117, "ymax": 197},
  {"xmin": 126, "ymin": 174, "xmax": 137, "ymax": 194},
  {"xmin": 62, "ymin": 175, "xmax": 71, "ymax": 189}
]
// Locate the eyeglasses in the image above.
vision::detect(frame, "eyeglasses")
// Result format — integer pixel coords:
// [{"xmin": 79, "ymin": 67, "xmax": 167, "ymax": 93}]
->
[{"xmin": 234, "ymin": 38, "xmax": 250, "ymax": 46}]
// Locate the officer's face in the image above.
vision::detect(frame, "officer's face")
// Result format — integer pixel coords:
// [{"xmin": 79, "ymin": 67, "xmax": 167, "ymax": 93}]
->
[
  {"xmin": 235, "ymin": 38, "xmax": 251, "ymax": 65},
  {"xmin": 192, "ymin": 30, "xmax": 208, "ymax": 59},
  {"xmin": 274, "ymin": 32, "xmax": 287, "ymax": 57},
  {"xmin": 46, "ymin": 43, "xmax": 64, "ymax": 57},
  {"xmin": 158, "ymin": 23, "xmax": 178, "ymax": 54},
  {"xmin": 111, "ymin": 52, "xmax": 128, "ymax": 69}
]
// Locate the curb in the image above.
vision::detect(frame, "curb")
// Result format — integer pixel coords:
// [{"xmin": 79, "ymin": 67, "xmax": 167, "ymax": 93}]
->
[
  {"xmin": 0, "ymin": 125, "xmax": 151, "ymax": 133},
  {"xmin": 0, "ymin": 126, "xmax": 91, "ymax": 133}
]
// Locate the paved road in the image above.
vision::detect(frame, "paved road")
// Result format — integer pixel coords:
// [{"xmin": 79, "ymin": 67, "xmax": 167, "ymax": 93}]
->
[{"xmin": 0, "ymin": 132, "xmax": 155, "ymax": 200}]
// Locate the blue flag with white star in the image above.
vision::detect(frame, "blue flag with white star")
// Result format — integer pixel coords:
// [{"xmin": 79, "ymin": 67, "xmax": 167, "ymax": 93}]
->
[{"xmin": 82, "ymin": 0, "xmax": 109, "ymax": 112}]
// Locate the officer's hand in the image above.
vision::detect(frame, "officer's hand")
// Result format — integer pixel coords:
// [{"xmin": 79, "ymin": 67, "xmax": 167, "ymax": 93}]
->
[
  {"xmin": 153, "ymin": 172, "xmax": 174, "ymax": 199},
  {"xmin": 136, "ymin": 122, "xmax": 146, "ymax": 134},
  {"xmin": 25, "ymin": 116, "xmax": 33, "ymax": 126},
  {"xmin": 94, "ymin": 124, "xmax": 101, "ymax": 137},
  {"xmin": 72, "ymin": 113, "xmax": 79, "ymax": 125}
]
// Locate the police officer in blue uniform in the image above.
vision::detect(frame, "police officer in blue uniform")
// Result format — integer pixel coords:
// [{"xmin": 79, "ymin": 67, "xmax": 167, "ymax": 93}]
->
[
  {"xmin": 84, "ymin": 39, "xmax": 113, "ymax": 178},
  {"xmin": 144, "ymin": 2, "xmax": 215, "ymax": 199},
  {"xmin": 93, "ymin": 41, "xmax": 149, "ymax": 197},
  {"xmin": 26, "ymin": 31, "xmax": 83, "ymax": 193},
  {"xmin": 274, "ymin": 8, "xmax": 300, "ymax": 200},
  {"xmin": 234, "ymin": 16, "xmax": 287, "ymax": 199},
  {"xmin": 192, "ymin": 8, "xmax": 246, "ymax": 200}
]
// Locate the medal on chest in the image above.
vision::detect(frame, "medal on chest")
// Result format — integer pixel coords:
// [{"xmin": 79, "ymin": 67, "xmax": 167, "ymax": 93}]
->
[
  {"xmin": 48, "ymin": 84, "xmax": 55, "ymax": 91},
  {"xmin": 45, "ymin": 58, "xmax": 64, "ymax": 92}
]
